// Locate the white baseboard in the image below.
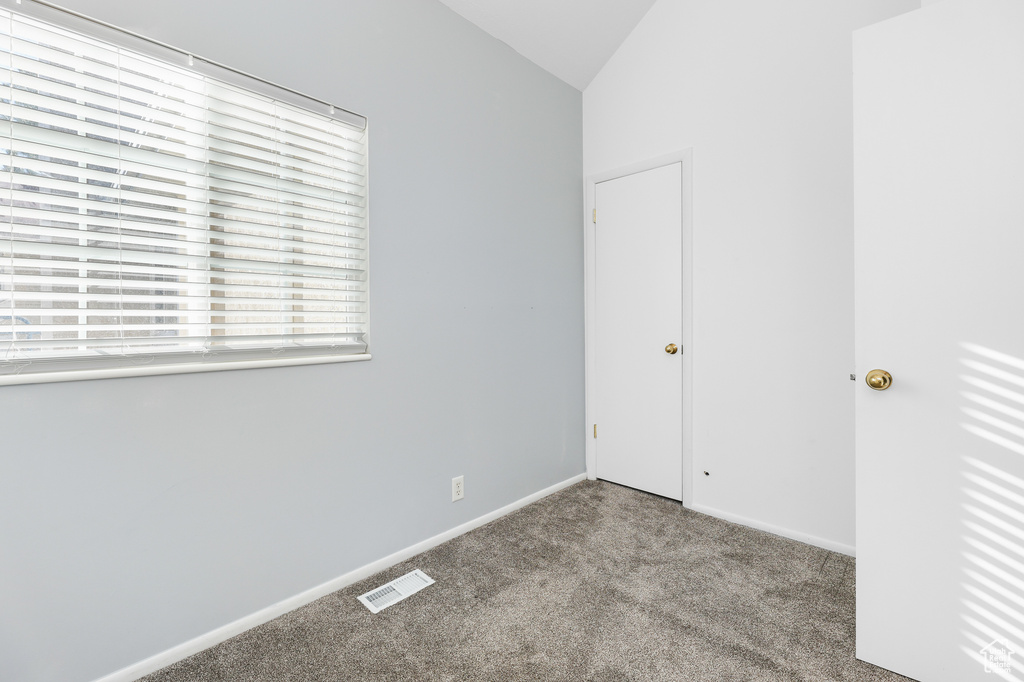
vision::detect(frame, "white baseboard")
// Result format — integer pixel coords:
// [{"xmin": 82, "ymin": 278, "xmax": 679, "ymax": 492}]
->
[
  {"xmin": 688, "ymin": 502, "xmax": 856, "ymax": 557},
  {"xmin": 92, "ymin": 472, "xmax": 588, "ymax": 682}
]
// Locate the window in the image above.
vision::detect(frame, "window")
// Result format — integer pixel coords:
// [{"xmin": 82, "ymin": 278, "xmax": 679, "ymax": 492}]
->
[{"xmin": 0, "ymin": 5, "xmax": 368, "ymax": 383}]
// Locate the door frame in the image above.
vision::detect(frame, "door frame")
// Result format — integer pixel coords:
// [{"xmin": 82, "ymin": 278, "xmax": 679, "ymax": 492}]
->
[{"xmin": 584, "ymin": 150, "xmax": 694, "ymax": 507}]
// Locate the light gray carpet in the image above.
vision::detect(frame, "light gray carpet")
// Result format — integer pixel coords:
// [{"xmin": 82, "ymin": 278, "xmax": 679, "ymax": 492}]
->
[{"xmin": 141, "ymin": 480, "xmax": 911, "ymax": 681}]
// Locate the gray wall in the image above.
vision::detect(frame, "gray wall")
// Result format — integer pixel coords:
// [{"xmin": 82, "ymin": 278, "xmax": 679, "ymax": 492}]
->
[{"xmin": 0, "ymin": 2, "xmax": 584, "ymax": 680}]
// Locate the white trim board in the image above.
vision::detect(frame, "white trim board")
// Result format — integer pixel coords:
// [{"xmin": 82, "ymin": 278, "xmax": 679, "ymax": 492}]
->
[
  {"xmin": 689, "ymin": 502, "xmax": 856, "ymax": 557},
  {"xmin": 583, "ymin": 150, "xmax": 694, "ymax": 508},
  {"xmin": 91, "ymin": 473, "xmax": 588, "ymax": 682},
  {"xmin": 0, "ymin": 353, "xmax": 372, "ymax": 387}
]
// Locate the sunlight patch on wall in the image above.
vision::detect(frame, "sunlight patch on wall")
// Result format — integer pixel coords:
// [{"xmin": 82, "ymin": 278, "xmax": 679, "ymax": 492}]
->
[{"xmin": 959, "ymin": 343, "xmax": 1024, "ymax": 679}]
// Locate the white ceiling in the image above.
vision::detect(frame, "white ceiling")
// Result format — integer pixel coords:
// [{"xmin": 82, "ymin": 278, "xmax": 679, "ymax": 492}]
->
[{"xmin": 437, "ymin": 0, "xmax": 659, "ymax": 91}]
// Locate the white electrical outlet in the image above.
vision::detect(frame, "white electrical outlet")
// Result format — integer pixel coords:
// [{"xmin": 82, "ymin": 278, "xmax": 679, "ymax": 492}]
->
[{"xmin": 452, "ymin": 475, "xmax": 464, "ymax": 502}]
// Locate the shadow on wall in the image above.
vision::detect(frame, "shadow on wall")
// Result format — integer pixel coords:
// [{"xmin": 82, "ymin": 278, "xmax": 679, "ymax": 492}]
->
[{"xmin": 958, "ymin": 342, "xmax": 1024, "ymax": 679}]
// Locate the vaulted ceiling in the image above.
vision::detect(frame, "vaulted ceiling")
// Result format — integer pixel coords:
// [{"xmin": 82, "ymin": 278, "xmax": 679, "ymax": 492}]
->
[{"xmin": 436, "ymin": 0, "xmax": 659, "ymax": 91}]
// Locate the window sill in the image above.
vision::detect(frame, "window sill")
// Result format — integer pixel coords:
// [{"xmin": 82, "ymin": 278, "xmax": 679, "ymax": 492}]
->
[{"xmin": 0, "ymin": 353, "xmax": 372, "ymax": 387}]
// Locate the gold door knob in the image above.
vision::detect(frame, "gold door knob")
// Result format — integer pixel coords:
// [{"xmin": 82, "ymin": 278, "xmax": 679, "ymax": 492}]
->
[
  {"xmin": 665, "ymin": 344, "xmax": 678, "ymax": 355},
  {"xmin": 865, "ymin": 369, "xmax": 893, "ymax": 391}
]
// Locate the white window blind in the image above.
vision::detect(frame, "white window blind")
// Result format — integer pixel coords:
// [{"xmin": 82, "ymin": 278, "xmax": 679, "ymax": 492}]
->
[{"xmin": 0, "ymin": 7, "xmax": 368, "ymax": 380}]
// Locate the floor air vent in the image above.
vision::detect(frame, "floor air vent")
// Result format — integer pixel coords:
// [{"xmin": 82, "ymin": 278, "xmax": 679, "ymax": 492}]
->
[{"xmin": 357, "ymin": 569, "xmax": 435, "ymax": 614}]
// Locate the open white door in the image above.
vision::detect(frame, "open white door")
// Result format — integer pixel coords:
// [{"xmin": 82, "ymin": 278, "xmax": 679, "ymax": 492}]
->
[
  {"xmin": 592, "ymin": 162, "xmax": 683, "ymax": 501},
  {"xmin": 855, "ymin": 2, "xmax": 1024, "ymax": 680}
]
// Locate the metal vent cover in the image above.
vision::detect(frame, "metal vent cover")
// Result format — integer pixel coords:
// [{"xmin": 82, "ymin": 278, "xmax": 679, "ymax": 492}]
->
[{"xmin": 357, "ymin": 569, "xmax": 435, "ymax": 614}]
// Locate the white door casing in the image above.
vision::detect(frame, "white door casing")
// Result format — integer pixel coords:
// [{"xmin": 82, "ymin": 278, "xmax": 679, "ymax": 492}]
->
[
  {"xmin": 584, "ymin": 152, "xmax": 693, "ymax": 503},
  {"xmin": 854, "ymin": 2, "xmax": 1024, "ymax": 681}
]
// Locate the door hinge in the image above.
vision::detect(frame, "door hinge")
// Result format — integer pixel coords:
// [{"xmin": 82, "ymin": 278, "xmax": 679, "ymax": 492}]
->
[
  {"xmin": 592, "ymin": 209, "xmax": 597, "ymax": 223},
  {"xmin": 593, "ymin": 424, "xmax": 597, "ymax": 438}
]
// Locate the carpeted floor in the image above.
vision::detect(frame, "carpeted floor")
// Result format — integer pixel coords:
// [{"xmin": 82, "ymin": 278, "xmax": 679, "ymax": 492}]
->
[{"xmin": 141, "ymin": 480, "xmax": 912, "ymax": 681}]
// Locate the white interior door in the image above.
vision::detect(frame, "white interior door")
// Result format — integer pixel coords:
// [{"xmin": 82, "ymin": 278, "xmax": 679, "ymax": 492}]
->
[
  {"xmin": 855, "ymin": 2, "xmax": 1024, "ymax": 681},
  {"xmin": 593, "ymin": 162, "xmax": 683, "ymax": 501}
]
